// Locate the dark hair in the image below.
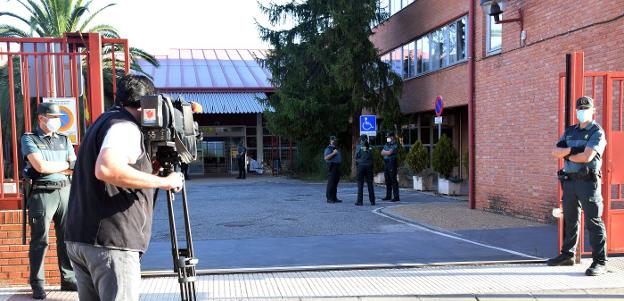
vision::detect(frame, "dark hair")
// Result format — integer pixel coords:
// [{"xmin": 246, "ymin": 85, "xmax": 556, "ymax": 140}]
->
[{"xmin": 115, "ymin": 74, "xmax": 155, "ymax": 107}]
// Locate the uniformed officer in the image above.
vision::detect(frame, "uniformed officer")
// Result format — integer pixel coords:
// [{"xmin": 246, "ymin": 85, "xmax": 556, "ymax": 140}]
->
[
  {"xmin": 21, "ymin": 103, "xmax": 77, "ymax": 299},
  {"xmin": 355, "ymin": 134, "xmax": 375, "ymax": 206},
  {"xmin": 236, "ymin": 141, "xmax": 247, "ymax": 179},
  {"xmin": 324, "ymin": 136, "xmax": 342, "ymax": 203},
  {"xmin": 381, "ymin": 132, "xmax": 400, "ymax": 202},
  {"xmin": 548, "ymin": 96, "xmax": 608, "ymax": 276}
]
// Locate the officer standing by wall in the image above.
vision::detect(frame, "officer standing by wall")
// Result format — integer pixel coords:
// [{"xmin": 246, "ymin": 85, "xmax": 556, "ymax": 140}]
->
[
  {"xmin": 355, "ymin": 134, "xmax": 375, "ymax": 206},
  {"xmin": 21, "ymin": 103, "xmax": 77, "ymax": 299},
  {"xmin": 548, "ymin": 96, "xmax": 608, "ymax": 276},
  {"xmin": 381, "ymin": 132, "xmax": 400, "ymax": 202},
  {"xmin": 324, "ymin": 136, "xmax": 342, "ymax": 203},
  {"xmin": 236, "ymin": 141, "xmax": 247, "ymax": 179}
]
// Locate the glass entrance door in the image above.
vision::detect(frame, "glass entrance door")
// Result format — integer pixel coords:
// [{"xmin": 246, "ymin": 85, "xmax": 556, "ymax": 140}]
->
[{"xmin": 202, "ymin": 139, "xmax": 227, "ymax": 174}]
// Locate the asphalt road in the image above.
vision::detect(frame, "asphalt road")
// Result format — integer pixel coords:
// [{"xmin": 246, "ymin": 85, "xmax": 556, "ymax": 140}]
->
[{"xmin": 142, "ymin": 176, "xmax": 556, "ymax": 270}]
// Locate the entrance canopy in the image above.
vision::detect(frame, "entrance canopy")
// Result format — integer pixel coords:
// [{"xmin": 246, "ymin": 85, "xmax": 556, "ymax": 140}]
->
[
  {"xmin": 163, "ymin": 92, "xmax": 273, "ymax": 114},
  {"xmin": 137, "ymin": 48, "xmax": 273, "ymax": 90}
]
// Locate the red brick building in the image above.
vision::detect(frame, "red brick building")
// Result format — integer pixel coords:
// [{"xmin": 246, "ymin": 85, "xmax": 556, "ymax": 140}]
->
[{"xmin": 371, "ymin": 0, "xmax": 624, "ymax": 221}]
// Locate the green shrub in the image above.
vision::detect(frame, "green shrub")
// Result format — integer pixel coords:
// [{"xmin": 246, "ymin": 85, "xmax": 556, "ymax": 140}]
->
[
  {"xmin": 372, "ymin": 147, "xmax": 384, "ymax": 174},
  {"xmin": 405, "ymin": 140, "xmax": 429, "ymax": 176},
  {"xmin": 431, "ymin": 134, "xmax": 458, "ymax": 179}
]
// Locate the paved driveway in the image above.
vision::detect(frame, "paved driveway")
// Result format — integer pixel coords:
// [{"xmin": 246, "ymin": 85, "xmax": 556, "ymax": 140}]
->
[{"xmin": 142, "ymin": 176, "xmax": 556, "ymax": 270}]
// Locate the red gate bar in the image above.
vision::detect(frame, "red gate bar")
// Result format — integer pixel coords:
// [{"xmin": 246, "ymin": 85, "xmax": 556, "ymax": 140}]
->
[{"xmin": 0, "ymin": 34, "xmax": 131, "ymax": 209}]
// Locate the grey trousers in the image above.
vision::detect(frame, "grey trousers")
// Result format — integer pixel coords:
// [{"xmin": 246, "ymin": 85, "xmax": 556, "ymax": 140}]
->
[
  {"xmin": 66, "ymin": 242, "xmax": 141, "ymax": 301},
  {"xmin": 28, "ymin": 185, "xmax": 75, "ymax": 287},
  {"xmin": 560, "ymin": 178, "xmax": 607, "ymax": 263}
]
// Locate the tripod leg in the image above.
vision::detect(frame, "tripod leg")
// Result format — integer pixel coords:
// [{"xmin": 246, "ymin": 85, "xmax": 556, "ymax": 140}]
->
[
  {"xmin": 181, "ymin": 184, "xmax": 198, "ymax": 301},
  {"xmin": 166, "ymin": 189, "xmax": 189, "ymax": 301}
]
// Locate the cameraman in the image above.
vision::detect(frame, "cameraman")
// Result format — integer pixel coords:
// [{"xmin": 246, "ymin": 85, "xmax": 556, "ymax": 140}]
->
[{"xmin": 65, "ymin": 75, "xmax": 184, "ymax": 301}]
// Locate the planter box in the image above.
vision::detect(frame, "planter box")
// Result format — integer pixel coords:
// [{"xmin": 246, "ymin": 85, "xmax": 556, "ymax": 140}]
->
[
  {"xmin": 438, "ymin": 177, "xmax": 461, "ymax": 195},
  {"xmin": 374, "ymin": 172, "xmax": 385, "ymax": 185},
  {"xmin": 412, "ymin": 175, "xmax": 433, "ymax": 191}
]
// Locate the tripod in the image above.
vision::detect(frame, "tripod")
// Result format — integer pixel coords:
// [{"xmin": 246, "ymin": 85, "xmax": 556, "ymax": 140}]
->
[{"xmin": 157, "ymin": 146, "xmax": 198, "ymax": 301}]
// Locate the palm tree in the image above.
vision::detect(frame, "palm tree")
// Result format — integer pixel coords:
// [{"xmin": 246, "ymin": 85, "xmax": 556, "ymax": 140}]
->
[
  {"xmin": 0, "ymin": 0, "xmax": 159, "ymax": 176},
  {"xmin": 0, "ymin": 0, "xmax": 159, "ymax": 84}
]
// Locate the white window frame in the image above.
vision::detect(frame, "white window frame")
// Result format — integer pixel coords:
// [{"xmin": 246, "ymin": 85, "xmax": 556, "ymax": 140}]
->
[{"xmin": 486, "ymin": 14, "xmax": 502, "ymax": 55}]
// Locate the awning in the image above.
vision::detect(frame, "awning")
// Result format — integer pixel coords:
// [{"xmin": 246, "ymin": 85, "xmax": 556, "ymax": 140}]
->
[{"xmin": 164, "ymin": 92, "xmax": 273, "ymax": 114}]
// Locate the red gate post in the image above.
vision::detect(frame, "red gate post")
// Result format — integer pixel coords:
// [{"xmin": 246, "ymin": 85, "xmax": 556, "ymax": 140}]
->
[{"xmin": 86, "ymin": 33, "xmax": 105, "ymax": 121}]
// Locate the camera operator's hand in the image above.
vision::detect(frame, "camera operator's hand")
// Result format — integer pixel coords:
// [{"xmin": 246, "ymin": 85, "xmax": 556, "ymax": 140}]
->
[{"xmin": 161, "ymin": 172, "xmax": 184, "ymax": 192}]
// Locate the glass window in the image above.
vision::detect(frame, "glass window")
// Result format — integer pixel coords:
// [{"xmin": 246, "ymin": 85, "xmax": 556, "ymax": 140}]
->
[
  {"xmin": 421, "ymin": 35, "xmax": 430, "ymax": 73},
  {"xmin": 457, "ymin": 17, "xmax": 467, "ymax": 60},
  {"xmin": 440, "ymin": 27, "xmax": 450, "ymax": 67},
  {"xmin": 390, "ymin": 0, "xmax": 401, "ymax": 15},
  {"xmin": 402, "ymin": 44, "xmax": 411, "ymax": 78},
  {"xmin": 486, "ymin": 15, "xmax": 502, "ymax": 54},
  {"xmin": 416, "ymin": 38, "xmax": 423, "ymax": 74},
  {"xmin": 408, "ymin": 41, "xmax": 416, "ymax": 78},
  {"xmin": 447, "ymin": 22, "xmax": 457, "ymax": 65},
  {"xmin": 430, "ymin": 32, "xmax": 440, "ymax": 70},
  {"xmin": 379, "ymin": 15, "xmax": 467, "ymax": 78},
  {"xmin": 379, "ymin": 0, "xmax": 389, "ymax": 17},
  {"xmin": 391, "ymin": 48, "xmax": 402, "ymax": 76}
]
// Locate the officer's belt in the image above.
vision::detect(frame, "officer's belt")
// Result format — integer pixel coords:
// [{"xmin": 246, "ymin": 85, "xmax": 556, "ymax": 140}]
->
[
  {"xmin": 31, "ymin": 179, "xmax": 70, "ymax": 190},
  {"xmin": 558, "ymin": 170, "xmax": 597, "ymax": 181}
]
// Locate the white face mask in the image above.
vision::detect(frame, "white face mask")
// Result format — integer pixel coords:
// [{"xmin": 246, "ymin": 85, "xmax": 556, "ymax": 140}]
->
[
  {"xmin": 386, "ymin": 138, "xmax": 392, "ymax": 143},
  {"xmin": 45, "ymin": 117, "xmax": 62, "ymax": 132},
  {"xmin": 576, "ymin": 109, "xmax": 593, "ymax": 123}
]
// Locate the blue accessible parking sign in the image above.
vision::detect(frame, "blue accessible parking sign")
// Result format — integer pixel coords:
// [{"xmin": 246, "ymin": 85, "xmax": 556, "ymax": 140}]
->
[{"xmin": 360, "ymin": 115, "xmax": 376, "ymax": 136}]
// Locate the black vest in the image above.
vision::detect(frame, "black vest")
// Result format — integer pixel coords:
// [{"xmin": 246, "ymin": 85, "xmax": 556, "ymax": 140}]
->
[{"xmin": 65, "ymin": 108, "xmax": 155, "ymax": 252}]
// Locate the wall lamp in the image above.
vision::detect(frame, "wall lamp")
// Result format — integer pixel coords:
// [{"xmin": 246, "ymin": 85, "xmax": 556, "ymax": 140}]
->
[{"xmin": 480, "ymin": 0, "xmax": 523, "ymax": 28}]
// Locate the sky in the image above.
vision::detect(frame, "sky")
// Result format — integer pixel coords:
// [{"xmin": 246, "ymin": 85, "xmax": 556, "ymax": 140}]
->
[{"xmin": 1, "ymin": 0, "xmax": 287, "ymax": 55}]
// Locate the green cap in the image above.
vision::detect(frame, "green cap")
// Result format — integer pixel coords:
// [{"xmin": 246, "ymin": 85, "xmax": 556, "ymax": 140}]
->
[
  {"xmin": 576, "ymin": 96, "xmax": 594, "ymax": 110},
  {"xmin": 37, "ymin": 103, "xmax": 64, "ymax": 116}
]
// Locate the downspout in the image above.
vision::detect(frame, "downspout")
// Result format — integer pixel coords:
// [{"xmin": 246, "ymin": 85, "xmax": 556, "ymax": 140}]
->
[{"xmin": 468, "ymin": 0, "xmax": 476, "ymax": 209}]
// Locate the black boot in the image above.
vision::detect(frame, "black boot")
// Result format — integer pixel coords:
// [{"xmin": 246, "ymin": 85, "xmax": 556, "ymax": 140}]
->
[
  {"xmin": 585, "ymin": 261, "xmax": 607, "ymax": 276},
  {"xmin": 546, "ymin": 254, "xmax": 574, "ymax": 266},
  {"xmin": 32, "ymin": 286, "xmax": 46, "ymax": 299}
]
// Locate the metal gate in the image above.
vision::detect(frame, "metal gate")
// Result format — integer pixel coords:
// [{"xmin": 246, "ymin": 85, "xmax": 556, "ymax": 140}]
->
[
  {"xmin": 558, "ymin": 51, "xmax": 624, "ymax": 256},
  {"xmin": 0, "ymin": 33, "xmax": 129, "ymax": 209}
]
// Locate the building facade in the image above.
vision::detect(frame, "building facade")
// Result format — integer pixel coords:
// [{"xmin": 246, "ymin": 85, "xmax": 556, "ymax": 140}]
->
[
  {"xmin": 138, "ymin": 49, "xmax": 293, "ymax": 176},
  {"xmin": 371, "ymin": 0, "xmax": 624, "ymax": 221}
]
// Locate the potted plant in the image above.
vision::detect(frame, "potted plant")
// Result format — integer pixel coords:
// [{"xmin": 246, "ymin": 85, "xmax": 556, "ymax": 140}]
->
[
  {"xmin": 405, "ymin": 140, "xmax": 432, "ymax": 190},
  {"xmin": 372, "ymin": 147, "xmax": 385, "ymax": 184},
  {"xmin": 431, "ymin": 134, "xmax": 460, "ymax": 195}
]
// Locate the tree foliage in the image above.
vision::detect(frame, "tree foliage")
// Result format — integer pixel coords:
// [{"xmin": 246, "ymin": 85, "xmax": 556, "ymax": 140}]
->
[
  {"xmin": 257, "ymin": 0, "xmax": 404, "ymax": 174},
  {"xmin": 0, "ymin": 0, "xmax": 159, "ymax": 79}
]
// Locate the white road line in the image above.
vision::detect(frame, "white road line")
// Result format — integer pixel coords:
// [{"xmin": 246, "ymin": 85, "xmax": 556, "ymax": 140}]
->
[{"xmin": 372, "ymin": 207, "xmax": 542, "ymax": 260}]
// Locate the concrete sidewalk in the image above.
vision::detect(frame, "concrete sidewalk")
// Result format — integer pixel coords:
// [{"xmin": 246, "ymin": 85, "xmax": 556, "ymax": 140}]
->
[{"xmin": 1, "ymin": 258, "xmax": 623, "ymax": 300}]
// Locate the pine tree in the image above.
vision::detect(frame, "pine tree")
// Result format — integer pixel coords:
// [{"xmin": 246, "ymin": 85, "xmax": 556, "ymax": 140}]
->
[{"xmin": 258, "ymin": 0, "xmax": 404, "ymax": 175}]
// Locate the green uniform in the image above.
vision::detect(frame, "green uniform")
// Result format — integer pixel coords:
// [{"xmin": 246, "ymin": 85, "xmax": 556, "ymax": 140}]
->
[
  {"xmin": 382, "ymin": 141, "xmax": 400, "ymax": 201},
  {"xmin": 21, "ymin": 127, "xmax": 75, "ymax": 289},
  {"xmin": 558, "ymin": 121, "xmax": 607, "ymax": 264}
]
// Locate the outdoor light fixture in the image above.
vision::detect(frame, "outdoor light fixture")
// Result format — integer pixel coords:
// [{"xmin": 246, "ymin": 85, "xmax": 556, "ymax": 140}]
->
[{"xmin": 480, "ymin": 0, "xmax": 523, "ymax": 27}]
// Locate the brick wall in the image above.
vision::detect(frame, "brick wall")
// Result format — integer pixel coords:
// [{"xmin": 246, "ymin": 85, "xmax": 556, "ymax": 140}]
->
[
  {"xmin": 372, "ymin": 0, "xmax": 624, "ymax": 221},
  {"xmin": 0, "ymin": 210, "xmax": 61, "ymax": 287},
  {"xmin": 473, "ymin": 0, "xmax": 624, "ymax": 221}
]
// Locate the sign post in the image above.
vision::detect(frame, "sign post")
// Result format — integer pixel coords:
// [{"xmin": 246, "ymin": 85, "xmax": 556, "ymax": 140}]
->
[
  {"xmin": 43, "ymin": 97, "xmax": 78, "ymax": 144},
  {"xmin": 359, "ymin": 115, "xmax": 377, "ymax": 137},
  {"xmin": 434, "ymin": 96, "xmax": 444, "ymax": 139}
]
